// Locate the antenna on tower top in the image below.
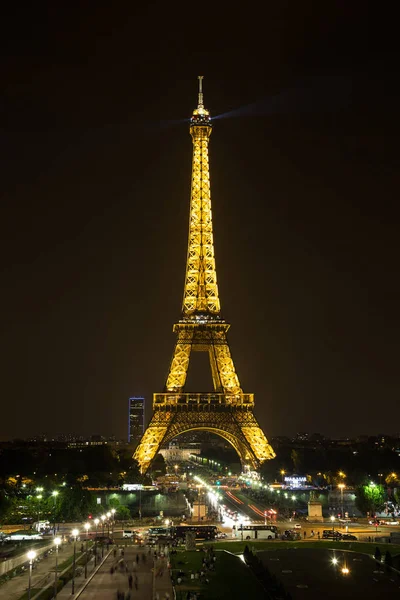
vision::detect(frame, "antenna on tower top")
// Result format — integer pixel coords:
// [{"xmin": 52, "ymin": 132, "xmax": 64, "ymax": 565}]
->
[{"xmin": 198, "ymin": 75, "xmax": 204, "ymax": 108}]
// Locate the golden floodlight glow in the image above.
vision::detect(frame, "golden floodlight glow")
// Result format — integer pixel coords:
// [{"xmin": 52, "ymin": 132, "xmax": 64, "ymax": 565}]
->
[{"xmin": 133, "ymin": 77, "xmax": 275, "ymax": 474}]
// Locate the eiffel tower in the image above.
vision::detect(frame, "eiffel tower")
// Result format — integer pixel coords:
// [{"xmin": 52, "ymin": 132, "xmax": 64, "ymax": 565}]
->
[{"xmin": 134, "ymin": 77, "xmax": 275, "ymax": 473}]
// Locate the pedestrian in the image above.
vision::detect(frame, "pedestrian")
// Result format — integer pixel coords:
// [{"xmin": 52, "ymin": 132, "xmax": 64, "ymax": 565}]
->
[
  {"xmin": 134, "ymin": 574, "xmax": 138, "ymax": 590},
  {"xmin": 136, "ymin": 553, "xmax": 139, "ymax": 564},
  {"xmin": 303, "ymin": 530, "xmax": 306, "ymax": 539},
  {"xmin": 128, "ymin": 574, "xmax": 133, "ymax": 589},
  {"xmin": 317, "ymin": 531, "xmax": 320, "ymax": 540},
  {"xmin": 113, "ymin": 548, "xmax": 117, "ymax": 558},
  {"xmin": 110, "ymin": 566, "xmax": 114, "ymax": 575}
]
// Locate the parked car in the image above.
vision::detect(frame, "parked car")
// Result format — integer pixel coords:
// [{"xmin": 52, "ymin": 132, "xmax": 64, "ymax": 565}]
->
[
  {"xmin": 322, "ymin": 530, "xmax": 342, "ymax": 540},
  {"xmin": 341, "ymin": 534, "xmax": 357, "ymax": 541},
  {"xmin": 293, "ymin": 524, "xmax": 302, "ymax": 529},
  {"xmin": 216, "ymin": 532, "xmax": 228, "ymax": 539}
]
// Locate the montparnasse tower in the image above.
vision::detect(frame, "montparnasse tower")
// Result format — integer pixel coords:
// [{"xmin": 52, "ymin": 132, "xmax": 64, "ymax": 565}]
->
[{"xmin": 134, "ymin": 77, "xmax": 275, "ymax": 473}]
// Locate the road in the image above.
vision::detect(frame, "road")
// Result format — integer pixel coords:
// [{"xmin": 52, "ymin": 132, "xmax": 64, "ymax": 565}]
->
[{"xmin": 217, "ymin": 487, "xmax": 400, "ymax": 540}]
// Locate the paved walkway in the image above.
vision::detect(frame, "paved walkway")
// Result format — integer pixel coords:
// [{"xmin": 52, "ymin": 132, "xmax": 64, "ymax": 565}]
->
[
  {"xmin": 75, "ymin": 546, "xmax": 154, "ymax": 600},
  {"xmin": 1, "ymin": 542, "xmax": 81, "ymax": 600}
]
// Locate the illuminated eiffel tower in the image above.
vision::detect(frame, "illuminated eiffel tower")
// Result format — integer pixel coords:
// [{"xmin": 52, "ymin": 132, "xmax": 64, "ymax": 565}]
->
[{"xmin": 134, "ymin": 77, "xmax": 275, "ymax": 473}]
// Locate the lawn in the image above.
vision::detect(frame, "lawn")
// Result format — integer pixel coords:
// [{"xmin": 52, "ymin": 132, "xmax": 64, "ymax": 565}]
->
[
  {"xmin": 171, "ymin": 549, "xmax": 266, "ymax": 600},
  {"xmin": 204, "ymin": 539, "xmax": 400, "ymax": 557}
]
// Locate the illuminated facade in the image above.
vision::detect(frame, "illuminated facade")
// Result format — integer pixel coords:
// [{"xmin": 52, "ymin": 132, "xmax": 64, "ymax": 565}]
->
[
  {"xmin": 128, "ymin": 397, "xmax": 145, "ymax": 444},
  {"xmin": 134, "ymin": 77, "xmax": 275, "ymax": 473}
]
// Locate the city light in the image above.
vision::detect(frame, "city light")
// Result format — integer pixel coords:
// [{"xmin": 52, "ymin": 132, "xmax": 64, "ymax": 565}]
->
[
  {"xmin": 54, "ymin": 537, "xmax": 61, "ymax": 546},
  {"xmin": 341, "ymin": 567, "xmax": 350, "ymax": 575},
  {"xmin": 52, "ymin": 490, "xmax": 59, "ymax": 497},
  {"xmin": 72, "ymin": 528, "xmax": 79, "ymax": 537},
  {"xmin": 27, "ymin": 550, "xmax": 37, "ymax": 561},
  {"xmin": 331, "ymin": 557, "xmax": 338, "ymax": 565}
]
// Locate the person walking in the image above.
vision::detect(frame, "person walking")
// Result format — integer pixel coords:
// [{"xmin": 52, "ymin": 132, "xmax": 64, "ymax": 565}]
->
[
  {"xmin": 128, "ymin": 574, "xmax": 133, "ymax": 589},
  {"xmin": 136, "ymin": 553, "xmax": 139, "ymax": 565},
  {"xmin": 303, "ymin": 530, "xmax": 306, "ymax": 539}
]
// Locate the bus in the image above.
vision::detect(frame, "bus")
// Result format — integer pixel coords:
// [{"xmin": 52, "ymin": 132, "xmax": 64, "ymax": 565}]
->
[
  {"xmin": 172, "ymin": 525, "xmax": 218, "ymax": 541},
  {"xmin": 147, "ymin": 527, "xmax": 172, "ymax": 539},
  {"xmin": 237, "ymin": 525, "xmax": 278, "ymax": 540}
]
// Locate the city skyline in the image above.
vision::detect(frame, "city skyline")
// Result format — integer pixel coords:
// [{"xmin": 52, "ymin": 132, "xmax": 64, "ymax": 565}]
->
[{"xmin": 1, "ymin": 4, "xmax": 400, "ymax": 442}]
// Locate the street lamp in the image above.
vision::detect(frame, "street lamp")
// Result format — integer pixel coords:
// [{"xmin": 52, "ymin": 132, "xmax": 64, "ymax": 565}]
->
[
  {"xmin": 280, "ymin": 469, "xmax": 285, "ymax": 484},
  {"xmin": 106, "ymin": 512, "xmax": 111, "ymax": 537},
  {"xmin": 84, "ymin": 523, "xmax": 90, "ymax": 578},
  {"xmin": 110, "ymin": 508, "xmax": 116, "ymax": 535},
  {"xmin": 94, "ymin": 518, "xmax": 99, "ymax": 566},
  {"xmin": 338, "ymin": 484, "xmax": 345, "ymax": 520},
  {"xmin": 52, "ymin": 491, "xmax": 59, "ymax": 534},
  {"xmin": 54, "ymin": 537, "xmax": 61, "ymax": 598},
  {"xmin": 330, "ymin": 515, "xmax": 335, "ymax": 534},
  {"xmin": 71, "ymin": 528, "xmax": 79, "ymax": 595},
  {"xmin": 100, "ymin": 516, "xmax": 106, "ymax": 557},
  {"xmin": 36, "ymin": 494, "xmax": 43, "ymax": 522},
  {"xmin": 27, "ymin": 550, "xmax": 37, "ymax": 600}
]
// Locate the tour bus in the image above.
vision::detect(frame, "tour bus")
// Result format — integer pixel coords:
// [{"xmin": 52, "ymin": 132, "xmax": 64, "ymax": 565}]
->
[
  {"xmin": 237, "ymin": 524, "xmax": 278, "ymax": 540},
  {"xmin": 172, "ymin": 525, "xmax": 218, "ymax": 541}
]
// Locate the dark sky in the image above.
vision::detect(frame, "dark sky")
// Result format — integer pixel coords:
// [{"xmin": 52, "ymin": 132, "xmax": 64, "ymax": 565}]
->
[{"xmin": 1, "ymin": 3, "xmax": 399, "ymax": 441}]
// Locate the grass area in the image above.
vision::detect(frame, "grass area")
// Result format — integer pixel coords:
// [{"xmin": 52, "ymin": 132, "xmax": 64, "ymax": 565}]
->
[
  {"xmin": 171, "ymin": 549, "xmax": 266, "ymax": 600},
  {"xmin": 204, "ymin": 539, "xmax": 400, "ymax": 556}
]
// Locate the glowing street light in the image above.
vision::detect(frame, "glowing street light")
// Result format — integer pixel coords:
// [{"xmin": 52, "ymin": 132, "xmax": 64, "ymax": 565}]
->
[
  {"xmin": 84, "ymin": 523, "xmax": 91, "ymax": 578},
  {"xmin": 341, "ymin": 566, "xmax": 350, "ymax": 575},
  {"xmin": 338, "ymin": 483, "xmax": 345, "ymax": 519},
  {"xmin": 27, "ymin": 550, "xmax": 37, "ymax": 600},
  {"xmin": 54, "ymin": 537, "xmax": 61, "ymax": 598},
  {"xmin": 71, "ymin": 529, "xmax": 79, "ymax": 594},
  {"xmin": 94, "ymin": 518, "xmax": 100, "ymax": 567},
  {"xmin": 330, "ymin": 515, "xmax": 335, "ymax": 534},
  {"xmin": 331, "ymin": 557, "xmax": 338, "ymax": 566}
]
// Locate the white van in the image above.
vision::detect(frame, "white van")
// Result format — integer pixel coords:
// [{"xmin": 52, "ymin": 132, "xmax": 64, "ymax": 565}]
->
[{"xmin": 123, "ymin": 530, "xmax": 134, "ymax": 538}]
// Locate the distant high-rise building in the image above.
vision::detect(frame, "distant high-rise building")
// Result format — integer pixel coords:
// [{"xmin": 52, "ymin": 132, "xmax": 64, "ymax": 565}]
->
[{"xmin": 128, "ymin": 397, "xmax": 145, "ymax": 444}]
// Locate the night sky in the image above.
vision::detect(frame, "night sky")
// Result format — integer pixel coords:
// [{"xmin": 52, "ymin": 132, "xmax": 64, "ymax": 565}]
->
[{"xmin": 1, "ymin": 3, "xmax": 399, "ymax": 441}]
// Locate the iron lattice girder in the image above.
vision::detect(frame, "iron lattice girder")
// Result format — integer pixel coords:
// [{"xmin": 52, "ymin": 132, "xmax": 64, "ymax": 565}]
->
[
  {"xmin": 165, "ymin": 321, "xmax": 242, "ymax": 394},
  {"xmin": 182, "ymin": 124, "xmax": 219, "ymax": 315}
]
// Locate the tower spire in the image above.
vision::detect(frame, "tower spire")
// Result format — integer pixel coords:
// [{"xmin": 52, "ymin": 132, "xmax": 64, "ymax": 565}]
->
[{"xmin": 198, "ymin": 75, "xmax": 204, "ymax": 108}]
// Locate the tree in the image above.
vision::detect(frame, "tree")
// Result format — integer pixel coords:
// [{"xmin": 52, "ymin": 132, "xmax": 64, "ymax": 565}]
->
[
  {"xmin": 149, "ymin": 454, "xmax": 166, "ymax": 477},
  {"xmin": 57, "ymin": 487, "xmax": 97, "ymax": 522},
  {"xmin": 355, "ymin": 483, "xmax": 385, "ymax": 515},
  {"xmin": 116, "ymin": 505, "xmax": 131, "ymax": 521}
]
